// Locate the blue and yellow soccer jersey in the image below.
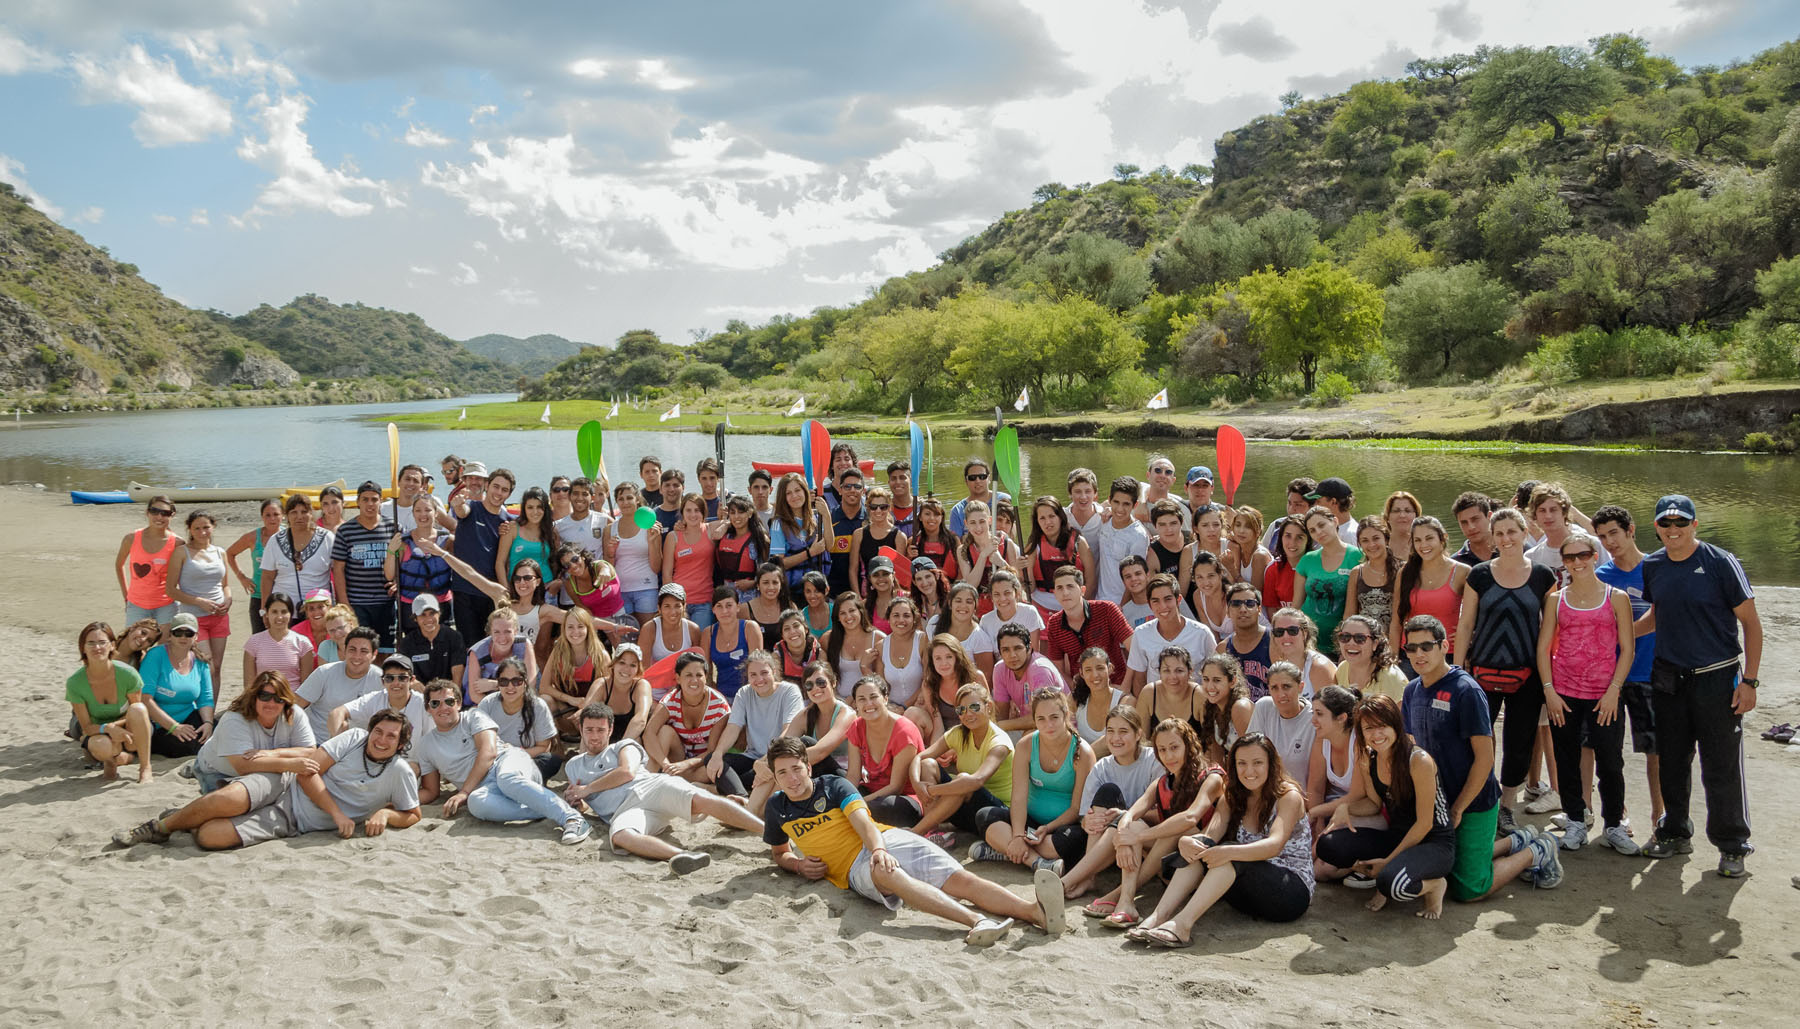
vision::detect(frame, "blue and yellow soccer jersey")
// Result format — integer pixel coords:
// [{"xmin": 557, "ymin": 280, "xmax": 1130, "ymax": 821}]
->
[{"xmin": 763, "ymin": 774, "xmax": 888, "ymax": 889}]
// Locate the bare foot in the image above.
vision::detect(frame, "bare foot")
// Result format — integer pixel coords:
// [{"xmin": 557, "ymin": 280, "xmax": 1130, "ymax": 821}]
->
[
  {"xmin": 100, "ymin": 764, "xmax": 119, "ymax": 781},
  {"xmin": 138, "ymin": 767, "xmax": 154, "ymax": 784},
  {"xmin": 1415, "ymin": 878, "xmax": 1447, "ymax": 920},
  {"xmin": 727, "ymin": 795, "xmax": 749, "ymax": 808},
  {"xmin": 1062, "ymin": 879, "xmax": 1087, "ymax": 900},
  {"xmin": 1365, "ymin": 893, "xmax": 1389, "ymax": 913}
]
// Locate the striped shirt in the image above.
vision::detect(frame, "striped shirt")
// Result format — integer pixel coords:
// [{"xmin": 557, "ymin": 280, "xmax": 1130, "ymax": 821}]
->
[{"xmin": 662, "ymin": 686, "xmax": 732, "ymax": 757}]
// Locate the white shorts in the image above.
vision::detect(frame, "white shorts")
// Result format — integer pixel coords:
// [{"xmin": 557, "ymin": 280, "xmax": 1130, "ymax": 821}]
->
[
  {"xmin": 607, "ymin": 774, "xmax": 709, "ymax": 848},
  {"xmin": 228, "ymin": 784, "xmax": 298, "ymax": 846},
  {"xmin": 848, "ymin": 828, "xmax": 963, "ymax": 910}
]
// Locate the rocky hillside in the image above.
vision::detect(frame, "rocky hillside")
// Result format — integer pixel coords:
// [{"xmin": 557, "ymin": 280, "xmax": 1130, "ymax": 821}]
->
[
  {"xmin": 224, "ymin": 294, "xmax": 519, "ymax": 391},
  {"xmin": 0, "ymin": 182, "xmax": 297, "ymax": 394}
]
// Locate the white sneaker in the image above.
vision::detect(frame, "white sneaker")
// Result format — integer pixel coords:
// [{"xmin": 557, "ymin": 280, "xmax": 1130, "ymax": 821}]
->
[
  {"xmin": 1524, "ymin": 790, "xmax": 1562, "ymax": 815},
  {"xmin": 1550, "ymin": 811, "xmax": 1595, "ymax": 830},
  {"xmin": 559, "ymin": 817, "xmax": 592, "ymax": 845},
  {"xmin": 1597, "ymin": 824, "xmax": 1640, "ymax": 856},
  {"xmin": 1523, "ymin": 780, "xmax": 1551, "ymax": 801},
  {"xmin": 1558, "ymin": 820, "xmax": 1588, "ymax": 851}
]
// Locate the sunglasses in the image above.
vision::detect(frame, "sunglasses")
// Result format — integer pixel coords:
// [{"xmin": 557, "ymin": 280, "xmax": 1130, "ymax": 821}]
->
[
  {"xmin": 1402, "ymin": 640, "xmax": 1441, "ymax": 654},
  {"xmin": 551, "ymin": 486, "xmax": 571, "ymax": 493},
  {"xmin": 497, "ymin": 676, "xmax": 527, "ymax": 686},
  {"xmin": 381, "ymin": 673, "xmax": 412, "ymax": 682},
  {"xmin": 956, "ymin": 702, "xmax": 987, "ymax": 714},
  {"xmin": 1336, "ymin": 632, "xmax": 1372, "ymax": 645},
  {"xmin": 514, "ymin": 572, "xmax": 541, "ymax": 581},
  {"xmin": 1271, "ymin": 626, "xmax": 1303, "ymax": 637},
  {"xmin": 806, "ymin": 677, "xmax": 832, "ymax": 690},
  {"xmin": 171, "ymin": 629, "xmax": 197, "ymax": 638},
  {"xmin": 1228, "ymin": 599, "xmax": 1259, "ymax": 609},
  {"xmin": 255, "ymin": 691, "xmax": 282, "ymax": 703},
  {"xmin": 841, "ymin": 482, "xmax": 863, "ymax": 490},
  {"xmin": 1560, "ymin": 550, "xmax": 1597, "ymax": 562},
  {"xmin": 965, "ymin": 473, "xmax": 989, "ymax": 482},
  {"xmin": 868, "ymin": 504, "xmax": 890, "ymax": 512},
  {"xmin": 1656, "ymin": 517, "xmax": 1692, "ymax": 528},
  {"xmin": 149, "ymin": 508, "xmax": 175, "ymax": 517},
  {"xmin": 427, "ymin": 697, "xmax": 459, "ymax": 709}
]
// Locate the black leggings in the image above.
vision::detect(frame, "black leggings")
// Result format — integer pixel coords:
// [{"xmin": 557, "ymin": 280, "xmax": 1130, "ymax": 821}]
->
[
  {"xmin": 1222, "ymin": 861, "xmax": 1312, "ymax": 922},
  {"xmin": 532, "ymin": 750, "xmax": 564, "ymax": 782},
  {"xmin": 149, "ymin": 711, "xmax": 207, "ymax": 758},
  {"xmin": 1483, "ymin": 672, "xmax": 1545, "ymax": 791},
  {"xmin": 973, "ymin": 805, "xmax": 1087, "ymax": 867},
  {"xmin": 869, "ymin": 794, "xmax": 924, "ymax": 827},
  {"xmin": 1550, "ymin": 692, "xmax": 1626, "ymax": 826},
  {"xmin": 1316, "ymin": 826, "xmax": 1456, "ymax": 902},
  {"xmin": 718, "ymin": 752, "xmax": 756, "ymax": 797}
]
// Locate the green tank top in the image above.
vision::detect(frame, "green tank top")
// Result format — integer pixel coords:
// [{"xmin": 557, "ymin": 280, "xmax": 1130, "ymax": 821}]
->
[
  {"xmin": 1025, "ymin": 731, "xmax": 1078, "ymax": 825},
  {"xmin": 506, "ymin": 533, "xmax": 554, "ymax": 581}
]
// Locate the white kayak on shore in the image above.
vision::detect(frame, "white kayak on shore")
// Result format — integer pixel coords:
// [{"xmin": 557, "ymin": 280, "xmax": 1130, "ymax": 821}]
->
[{"xmin": 126, "ymin": 479, "xmax": 347, "ymax": 504}]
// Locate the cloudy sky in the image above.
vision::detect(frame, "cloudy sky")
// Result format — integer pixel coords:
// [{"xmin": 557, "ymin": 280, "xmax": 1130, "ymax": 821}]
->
[{"xmin": 2, "ymin": 1, "xmax": 1794, "ymax": 346}]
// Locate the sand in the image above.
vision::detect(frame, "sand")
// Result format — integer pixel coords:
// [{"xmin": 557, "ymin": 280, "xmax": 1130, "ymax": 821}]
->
[{"xmin": 0, "ymin": 483, "xmax": 1794, "ymax": 1027}]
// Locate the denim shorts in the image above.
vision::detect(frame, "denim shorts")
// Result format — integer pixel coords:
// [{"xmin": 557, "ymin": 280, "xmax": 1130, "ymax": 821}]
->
[
  {"xmin": 687, "ymin": 602, "xmax": 715, "ymax": 628},
  {"xmin": 124, "ymin": 601, "xmax": 176, "ymax": 625},
  {"xmin": 621, "ymin": 588, "xmax": 659, "ymax": 615}
]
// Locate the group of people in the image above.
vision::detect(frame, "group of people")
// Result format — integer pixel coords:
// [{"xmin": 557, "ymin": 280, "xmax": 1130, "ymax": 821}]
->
[{"xmin": 81, "ymin": 441, "xmax": 1762, "ymax": 946}]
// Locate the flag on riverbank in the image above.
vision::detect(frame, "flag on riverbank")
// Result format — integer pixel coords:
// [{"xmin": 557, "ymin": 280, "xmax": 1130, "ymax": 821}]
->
[
  {"xmin": 607, "ymin": 399, "xmax": 619, "ymax": 419},
  {"xmin": 787, "ymin": 397, "xmax": 805, "ymax": 417},
  {"xmin": 659, "ymin": 402, "xmax": 681, "ymax": 423},
  {"xmin": 1014, "ymin": 386, "xmax": 1029, "ymax": 412},
  {"xmin": 540, "ymin": 404, "xmax": 552, "ymax": 425},
  {"xmin": 458, "ymin": 408, "xmax": 466, "ymax": 422},
  {"xmin": 1146, "ymin": 388, "xmax": 1169, "ymax": 410},
  {"xmin": 907, "ymin": 394, "xmax": 914, "ymax": 418}
]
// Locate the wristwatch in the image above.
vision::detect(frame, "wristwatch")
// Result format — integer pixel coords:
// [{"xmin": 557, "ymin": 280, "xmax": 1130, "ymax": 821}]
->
[{"xmin": 1742, "ymin": 678, "xmax": 1758, "ymax": 689}]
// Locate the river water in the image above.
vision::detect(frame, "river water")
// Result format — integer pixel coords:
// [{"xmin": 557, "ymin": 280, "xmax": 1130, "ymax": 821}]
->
[{"xmin": 7, "ymin": 395, "xmax": 1798, "ymax": 585}]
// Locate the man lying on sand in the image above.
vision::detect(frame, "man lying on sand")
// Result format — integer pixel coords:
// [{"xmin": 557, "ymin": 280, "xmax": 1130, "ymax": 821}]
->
[
  {"xmin": 761, "ymin": 735, "xmax": 1067, "ymax": 947},
  {"xmin": 564, "ymin": 700, "xmax": 765, "ymax": 873},
  {"xmin": 114, "ymin": 710, "xmax": 421, "ymax": 850}
]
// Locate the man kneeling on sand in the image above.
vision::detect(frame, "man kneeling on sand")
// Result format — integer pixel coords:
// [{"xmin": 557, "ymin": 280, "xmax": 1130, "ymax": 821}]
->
[
  {"xmin": 563, "ymin": 702, "xmax": 765, "ymax": 873},
  {"xmin": 762, "ymin": 736, "xmax": 1067, "ymax": 946},
  {"xmin": 114, "ymin": 710, "xmax": 422, "ymax": 850}
]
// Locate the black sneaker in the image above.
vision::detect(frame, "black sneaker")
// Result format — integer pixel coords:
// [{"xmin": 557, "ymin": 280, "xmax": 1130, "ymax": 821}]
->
[{"xmin": 1641, "ymin": 833, "xmax": 1694, "ymax": 858}]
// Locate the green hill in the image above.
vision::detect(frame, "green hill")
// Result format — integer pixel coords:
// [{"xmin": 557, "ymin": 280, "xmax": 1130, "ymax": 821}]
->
[
  {"xmin": 226, "ymin": 294, "xmax": 519, "ymax": 392},
  {"xmin": 462, "ymin": 332, "xmax": 591, "ymax": 378},
  {"xmin": 0, "ymin": 182, "xmax": 298, "ymax": 394}
]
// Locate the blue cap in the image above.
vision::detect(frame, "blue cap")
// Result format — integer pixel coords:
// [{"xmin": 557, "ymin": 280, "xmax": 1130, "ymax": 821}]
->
[
  {"xmin": 1654, "ymin": 495, "xmax": 1696, "ymax": 521},
  {"xmin": 1187, "ymin": 466, "xmax": 1213, "ymax": 485}
]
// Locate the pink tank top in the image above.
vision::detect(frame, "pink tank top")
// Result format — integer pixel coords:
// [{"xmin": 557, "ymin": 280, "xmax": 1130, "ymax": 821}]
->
[
  {"xmin": 1550, "ymin": 586, "xmax": 1618, "ymax": 700},
  {"xmin": 573, "ymin": 577, "xmax": 623, "ymax": 618},
  {"xmin": 1409, "ymin": 577, "xmax": 1461, "ymax": 652},
  {"xmin": 126, "ymin": 528, "xmax": 178, "ymax": 609}
]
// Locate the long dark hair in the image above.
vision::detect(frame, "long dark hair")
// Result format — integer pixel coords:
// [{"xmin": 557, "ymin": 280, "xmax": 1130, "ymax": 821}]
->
[
  {"xmin": 1195, "ymin": 653, "xmax": 1249, "ymax": 752},
  {"xmin": 519, "ymin": 486, "xmax": 551, "ymax": 533},
  {"xmin": 1394, "ymin": 515, "xmax": 1448, "ymax": 625},
  {"xmin": 494, "ymin": 657, "xmax": 537, "ymax": 746},
  {"xmin": 1220, "ymin": 732, "xmax": 1298, "ymax": 842},
  {"xmin": 824, "ymin": 591, "xmax": 868, "ymax": 669},
  {"xmin": 1153, "ymin": 718, "xmax": 1206, "ymax": 811},
  {"xmin": 755, "ymin": 560, "xmax": 793, "ymax": 609},
  {"xmin": 1355, "ymin": 694, "xmax": 1420, "ymax": 824},
  {"xmin": 1337, "ymin": 614, "xmax": 1395, "ymax": 678},
  {"xmin": 1270, "ymin": 517, "xmax": 1314, "ymax": 569},
  {"xmin": 1354, "ymin": 514, "xmax": 1402, "ymax": 585},
  {"xmin": 1071, "ymin": 646, "xmax": 1111, "ymax": 710},
  {"xmin": 725, "ymin": 494, "xmax": 771, "ymax": 566},
  {"xmin": 1022, "ymin": 495, "xmax": 1074, "ymax": 557},
  {"xmin": 910, "ymin": 561, "xmax": 950, "ymax": 617},
  {"xmin": 513, "ymin": 554, "xmax": 551, "ymax": 606}
]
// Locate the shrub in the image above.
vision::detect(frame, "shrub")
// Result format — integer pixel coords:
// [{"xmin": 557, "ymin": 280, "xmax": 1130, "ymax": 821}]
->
[
  {"xmin": 1742, "ymin": 432, "xmax": 1777, "ymax": 452},
  {"xmin": 1528, "ymin": 326, "xmax": 1722, "ymax": 381},
  {"xmin": 1310, "ymin": 372, "xmax": 1356, "ymax": 406},
  {"xmin": 1735, "ymin": 323, "xmax": 1800, "ymax": 378}
]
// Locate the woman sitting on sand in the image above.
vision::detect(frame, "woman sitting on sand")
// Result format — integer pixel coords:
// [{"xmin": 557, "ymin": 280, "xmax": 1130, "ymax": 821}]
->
[
  {"xmin": 1070, "ymin": 647, "xmax": 1126, "ymax": 746},
  {"xmin": 464, "ymin": 607, "xmax": 538, "ymax": 706},
  {"xmin": 111, "ymin": 618, "xmax": 162, "ymax": 671},
  {"xmin": 845, "ymin": 675, "xmax": 926, "ymax": 825},
  {"xmin": 1315, "ymin": 694, "xmax": 1456, "ymax": 917},
  {"xmin": 1304, "ymin": 685, "xmax": 1364, "ymax": 844},
  {"xmin": 68, "ymin": 621, "xmax": 155, "ymax": 783},
  {"xmin": 241, "ymin": 592, "xmax": 317, "ymax": 697},
  {"xmin": 138, "ymin": 613, "xmax": 214, "ymax": 758},
  {"xmin": 1333, "ymin": 614, "xmax": 1406, "ymax": 701},
  {"xmin": 1062, "ymin": 719, "xmax": 1223, "ymax": 929},
  {"xmin": 643, "ymin": 652, "xmax": 733, "ymax": 784},
  {"xmin": 188, "ymin": 670, "xmax": 316, "ymax": 793},
  {"xmin": 1128, "ymin": 732, "xmax": 1314, "ymax": 947},
  {"xmin": 538, "ymin": 608, "xmax": 609, "ymax": 741},
  {"xmin": 779, "ymin": 660, "xmax": 854, "ymax": 777},
  {"xmin": 929, "ymin": 583, "xmax": 996, "ymax": 682},
  {"xmin": 971, "ymin": 688, "xmax": 1095, "ymax": 874},
  {"xmin": 591, "ymin": 642, "xmax": 653, "ymax": 739},
  {"xmin": 919, "ymin": 634, "xmax": 988, "ymax": 742},
  {"xmin": 908, "ymin": 682, "xmax": 1015, "ymax": 847},
  {"xmin": 475, "ymin": 657, "xmax": 561, "ymax": 780},
  {"xmin": 773, "ymin": 609, "xmax": 822, "ymax": 682}
]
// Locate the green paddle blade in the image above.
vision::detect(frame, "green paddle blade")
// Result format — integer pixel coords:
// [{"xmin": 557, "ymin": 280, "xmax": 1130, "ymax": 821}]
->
[
  {"xmin": 994, "ymin": 426, "xmax": 1020, "ymax": 498},
  {"xmin": 577, "ymin": 420, "xmax": 604, "ymax": 480}
]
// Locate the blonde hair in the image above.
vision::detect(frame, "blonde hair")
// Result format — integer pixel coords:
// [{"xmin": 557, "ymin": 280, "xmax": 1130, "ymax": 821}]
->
[{"xmin": 488, "ymin": 606, "xmax": 520, "ymax": 629}]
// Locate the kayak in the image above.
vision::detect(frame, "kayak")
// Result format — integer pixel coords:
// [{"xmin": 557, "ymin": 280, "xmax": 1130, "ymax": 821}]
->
[
  {"xmin": 751, "ymin": 460, "xmax": 875, "ymax": 477},
  {"xmin": 127, "ymin": 479, "xmax": 348, "ymax": 504},
  {"xmin": 71, "ymin": 490, "xmax": 131, "ymax": 505}
]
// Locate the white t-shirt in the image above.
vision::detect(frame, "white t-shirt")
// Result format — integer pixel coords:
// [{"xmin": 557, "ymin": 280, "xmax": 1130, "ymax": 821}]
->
[
  {"xmin": 1525, "ymin": 540, "xmax": 1570, "ymax": 589},
  {"xmin": 726, "ymin": 682, "xmax": 806, "ymax": 759},
  {"xmin": 415, "ymin": 710, "xmax": 500, "ymax": 785},
  {"xmin": 1090, "ymin": 518, "xmax": 1150, "ymax": 605},
  {"xmin": 195, "ymin": 709, "xmax": 315, "ymax": 778},
  {"xmin": 1125, "ymin": 618, "xmax": 1217, "ymax": 674},
  {"xmin": 1065, "ymin": 505, "xmax": 1105, "ymax": 537},
  {"xmin": 341, "ymin": 689, "xmax": 430, "ymax": 739},
  {"xmin": 1079, "ymin": 747, "xmax": 1161, "ymax": 814},
  {"xmin": 288, "ymin": 728, "xmax": 421, "ymax": 832},
  {"xmin": 1248, "ymin": 697, "xmax": 1317, "ymax": 785},
  {"xmin": 564, "ymin": 739, "xmax": 650, "ymax": 821},
  {"xmin": 928, "ymin": 616, "xmax": 995, "ymax": 658},
  {"xmin": 980, "ymin": 605, "xmax": 1045, "ymax": 638},
  {"xmin": 297, "ymin": 661, "xmax": 380, "ymax": 741},
  {"xmin": 476, "ymin": 693, "xmax": 557, "ymax": 749},
  {"xmin": 260, "ymin": 527, "xmax": 336, "ymax": 602},
  {"xmin": 1336, "ymin": 520, "xmax": 1359, "ymax": 548},
  {"xmin": 1073, "ymin": 687, "xmax": 1126, "ymax": 745},
  {"xmin": 554, "ymin": 511, "xmax": 613, "ymax": 559}
]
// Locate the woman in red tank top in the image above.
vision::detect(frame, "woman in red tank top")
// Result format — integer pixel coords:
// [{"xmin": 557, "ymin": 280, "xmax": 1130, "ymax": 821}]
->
[
  {"xmin": 1023, "ymin": 496, "xmax": 1092, "ymax": 614},
  {"xmin": 1391, "ymin": 517, "xmax": 1468, "ymax": 657}
]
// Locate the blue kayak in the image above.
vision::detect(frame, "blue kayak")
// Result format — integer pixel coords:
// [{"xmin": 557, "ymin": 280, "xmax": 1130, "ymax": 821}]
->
[{"xmin": 71, "ymin": 490, "xmax": 131, "ymax": 505}]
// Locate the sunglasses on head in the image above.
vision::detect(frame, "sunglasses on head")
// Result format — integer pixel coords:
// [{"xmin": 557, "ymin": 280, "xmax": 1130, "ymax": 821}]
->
[
  {"xmin": 1271, "ymin": 626, "xmax": 1303, "ymax": 637},
  {"xmin": 427, "ymin": 697, "xmax": 459, "ymax": 709},
  {"xmin": 1657, "ymin": 517, "xmax": 1691, "ymax": 528},
  {"xmin": 1401, "ymin": 640, "xmax": 1440, "ymax": 654}
]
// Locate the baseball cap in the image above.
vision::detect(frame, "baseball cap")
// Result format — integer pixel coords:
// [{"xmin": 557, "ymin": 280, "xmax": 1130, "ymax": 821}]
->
[
  {"xmin": 411, "ymin": 594, "xmax": 440, "ymax": 616},
  {"xmin": 911, "ymin": 556, "xmax": 937, "ymax": 577},
  {"xmin": 658, "ymin": 582, "xmax": 687, "ymax": 602},
  {"xmin": 381, "ymin": 654, "xmax": 414, "ymax": 672},
  {"xmin": 1654, "ymin": 495, "xmax": 1697, "ymax": 522},
  {"xmin": 168, "ymin": 612, "xmax": 200, "ymax": 634},
  {"xmin": 1307, "ymin": 477, "xmax": 1352, "ymax": 502},
  {"xmin": 614, "ymin": 642, "xmax": 643, "ymax": 663},
  {"xmin": 867, "ymin": 555, "xmax": 894, "ymax": 575},
  {"xmin": 461, "ymin": 461, "xmax": 489, "ymax": 479},
  {"xmin": 356, "ymin": 479, "xmax": 384, "ymax": 499},
  {"xmin": 1187, "ymin": 466, "xmax": 1213, "ymax": 485},
  {"xmin": 303, "ymin": 588, "xmax": 333, "ymax": 605}
]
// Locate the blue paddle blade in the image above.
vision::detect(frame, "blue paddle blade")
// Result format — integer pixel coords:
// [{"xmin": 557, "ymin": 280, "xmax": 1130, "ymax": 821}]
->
[
  {"xmin": 801, "ymin": 420, "xmax": 818, "ymax": 490},
  {"xmin": 909, "ymin": 422, "xmax": 924, "ymax": 498}
]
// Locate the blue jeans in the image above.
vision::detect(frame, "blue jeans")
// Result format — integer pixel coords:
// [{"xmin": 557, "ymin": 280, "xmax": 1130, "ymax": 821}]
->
[
  {"xmin": 466, "ymin": 748, "xmax": 580, "ymax": 825},
  {"xmin": 687, "ymin": 602, "xmax": 715, "ymax": 629}
]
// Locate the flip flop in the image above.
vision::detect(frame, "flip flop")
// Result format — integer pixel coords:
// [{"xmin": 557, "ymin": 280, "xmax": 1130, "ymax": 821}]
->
[
  {"xmin": 1102, "ymin": 910, "xmax": 1140, "ymax": 930},
  {"xmin": 1762, "ymin": 723, "xmax": 1793, "ymax": 741},
  {"xmin": 1082, "ymin": 900, "xmax": 1117, "ymax": 919},
  {"xmin": 1775, "ymin": 728, "xmax": 1798, "ymax": 744},
  {"xmin": 965, "ymin": 916, "xmax": 1014, "ymax": 947},
  {"xmin": 1033, "ymin": 867, "xmax": 1067, "ymax": 935},
  {"xmin": 1142, "ymin": 925, "xmax": 1192, "ymax": 949}
]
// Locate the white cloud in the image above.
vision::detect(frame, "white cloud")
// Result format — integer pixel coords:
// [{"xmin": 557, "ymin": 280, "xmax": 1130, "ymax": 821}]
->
[
  {"xmin": 0, "ymin": 155, "xmax": 64, "ymax": 220},
  {"xmin": 0, "ymin": 30, "xmax": 58, "ymax": 75},
  {"xmin": 409, "ymin": 264, "xmax": 437, "ymax": 275},
  {"xmin": 71, "ymin": 44, "xmax": 233, "ymax": 146},
  {"xmin": 403, "ymin": 123, "xmax": 453, "ymax": 148},
  {"xmin": 704, "ymin": 303, "xmax": 812, "ymax": 321},
  {"xmin": 634, "ymin": 59, "xmax": 694, "ymax": 91},
  {"xmin": 498, "ymin": 286, "xmax": 539, "ymax": 305},
  {"xmin": 395, "ymin": 97, "xmax": 416, "ymax": 118},
  {"xmin": 451, "ymin": 262, "xmax": 479, "ymax": 285},
  {"xmin": 189, "ymin": 208, "xmax": 209, "ymax": 225},
  {"xmin": 175, "ymin": 33, "xmax": 298, "ymax": 88},
  {"xmin": 568, "ymin": 58, "xmax": 609, "ymax": 80},
  {"xmin": 236, "ymin": 93, "xmax": 390, "ymax": 221},
  {"xmin": 71, "ymin": 205, "xmax": 104, "ymax": 223},
  {"xmin": 470, "ymin": 104, "xmax": 498, "ymax": 123}
]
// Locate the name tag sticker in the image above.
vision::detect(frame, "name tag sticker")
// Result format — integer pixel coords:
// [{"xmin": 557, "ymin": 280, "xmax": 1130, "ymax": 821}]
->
[{"xmin": 1432, "ymin": 697, "xmax": 1451, "ymax": 711}]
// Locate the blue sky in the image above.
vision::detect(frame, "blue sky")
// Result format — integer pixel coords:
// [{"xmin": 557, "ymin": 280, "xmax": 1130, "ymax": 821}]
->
[{"xmin": 2, "ymin": 0, "xmax": 1795, "ymax": 345}]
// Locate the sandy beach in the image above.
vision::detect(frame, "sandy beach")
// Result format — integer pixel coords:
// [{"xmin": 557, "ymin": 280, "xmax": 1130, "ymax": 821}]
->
[{"xmin": 1, "ymin": 483, "xmax": 1794, "ymax": 1027}]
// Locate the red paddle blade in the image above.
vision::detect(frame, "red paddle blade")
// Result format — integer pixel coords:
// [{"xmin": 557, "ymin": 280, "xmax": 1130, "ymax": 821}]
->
[
  {"xmin": 1215, "ymin": 424, "xmax": 1246, "ymax": 506},
  {"xmin": 810, "ymin": 424, "xmax": 832, "ymax": 494},
  {"xmin": 879, "ymin": 546, "xmax": 910, "ymax": 590},
  {"xmin": 645, "ymin": 646, "xmax": 704, "ymax": 692}
]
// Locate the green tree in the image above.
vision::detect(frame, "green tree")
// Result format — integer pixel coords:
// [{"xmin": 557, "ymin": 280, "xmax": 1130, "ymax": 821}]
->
[
  {"xmin": 1179, "ymin": 163, "xmax": 1212, "ymax": 183},
  {"xmin": 833, "ymin": 305, "xmax": 948, "ymax": 400},
  {"xmin": 1383, "ymin": 264, "xmax": 1517, "ymax": 377},
  {"xmin": 1032, "ymin": 183, "xmax": 1066, "ymax": 203},
  {"xmin": 674, "ymin": 362, "xmax": 730, "ymax": 391},
  {"xmin": 1026, "ymin": 232, "xmax": 1151, "ymax": 311},
  {"xmin": 1237, "ymin": 262, "xmax": 1385, "ymax": 392},
  {"xmin": 616, "ymin": 355, "xmax": 673, "ymax": 390},
  {"xmin": 1113, "ymin": 163, "xmax": 1141, "ymax": 182},
  {"xmin": 1348, "ymin": 227, "xmax": 1435, "ymax": 287},
  {"xmin": 1469, "ymin": 46, "xmax": 1614, "ymax": 140},
  {"xmin": 1749, "ymin": 255, "xmax": 1800, "ymax": 328},
  {"xmin": 1770, "ymin": 108, "xmax": 1800, "ymax": 255},
  {"xmin": 1244, "ymin": 207, "xmax": 1323, "ymax": 273},
  {"xmin": 1669, "ymin": 95, "xmax": 1752, "ymax": 157},
  {"xmin": 1152, "ymin": 216, "xmax": 1251, "ymax": 294},
  {"xmin": 1332, "ymin": 81, "xmax": 1415, "ymax": 138},
  {"xmin": 1406, "ymin": 54, "xmax": 1478, "ymax": 86},
  {"xmin": 1175, "ymin": 289, "xmax": 1267, "ymax": 392},
  {"xmin": 1279, "ymin": 90, "xmax": 1302, "ymax": 110},
  {"xmin": 1479, "ymin": 173, "xmax": 1572, "ymax": 278}
]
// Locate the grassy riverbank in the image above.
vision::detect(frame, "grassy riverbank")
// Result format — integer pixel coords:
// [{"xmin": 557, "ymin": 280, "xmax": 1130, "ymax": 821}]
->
[
  {"xmin": 380, "ymin": 373, "xmax": 1800, "ymax": 450},
  {"xmin": 6, "ymin": 380, "xmax": 462, "ymax": 415}
]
